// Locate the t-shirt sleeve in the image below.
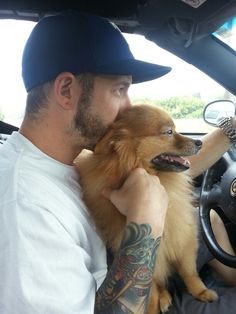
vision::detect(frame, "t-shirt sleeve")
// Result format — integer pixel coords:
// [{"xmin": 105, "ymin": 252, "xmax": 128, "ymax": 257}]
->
[{"xmin": 0, "ymin": 199, "xmax": 99, "ymax": 314}]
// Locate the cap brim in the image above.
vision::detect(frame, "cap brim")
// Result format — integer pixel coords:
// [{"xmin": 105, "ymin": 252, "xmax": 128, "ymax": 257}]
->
[{"xmin": 97, "ymin": 59, "xmax": 171, "ymax": 83}]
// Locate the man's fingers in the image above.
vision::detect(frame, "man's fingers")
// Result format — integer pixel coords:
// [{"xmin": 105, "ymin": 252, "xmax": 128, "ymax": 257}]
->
[
  {"xmin": 102, "ymin": 187, "xmax": 113, "ymax": 199},
  {"xmin": 102, "ymin": 187, "xmax": 122, "ymax": 210}
]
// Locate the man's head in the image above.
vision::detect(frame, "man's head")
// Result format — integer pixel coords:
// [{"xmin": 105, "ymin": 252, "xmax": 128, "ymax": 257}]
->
[{"xmin": 20, "ymin": 11, "xmax": 171, "ymax": 160}]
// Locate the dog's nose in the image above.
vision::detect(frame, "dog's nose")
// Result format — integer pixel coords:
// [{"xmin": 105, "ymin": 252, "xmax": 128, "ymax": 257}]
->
[{"xmin": 194, "ymin": 139, "xmax": 202, "ymax": 148}]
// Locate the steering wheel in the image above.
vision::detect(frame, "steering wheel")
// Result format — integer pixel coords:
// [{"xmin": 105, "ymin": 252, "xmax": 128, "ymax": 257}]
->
[{"xmin": 199, "ymin": 150, "xmax": 236, "ymax": 268}]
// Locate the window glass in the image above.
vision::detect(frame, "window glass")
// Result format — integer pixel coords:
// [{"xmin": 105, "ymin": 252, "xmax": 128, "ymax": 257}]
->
[
  {"xmin": 0, "ymin": 20, "xmax": 35, "ymax": 126},
  {"xmin": 0, "ymin": 20, "xmax": 234, "ymax": 134},
  {"xmin": 213, "ymin": 17, "xmax": 236, "ymax": 52},
  {"xmin": 125, "ymin": 33, "xmax": 234, "ymax": 133}
]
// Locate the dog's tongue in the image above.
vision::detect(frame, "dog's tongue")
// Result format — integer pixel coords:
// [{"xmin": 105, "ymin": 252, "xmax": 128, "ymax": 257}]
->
[{"xmin": 170, "ymin": 155, "xmax": 191, "ymax": 166}]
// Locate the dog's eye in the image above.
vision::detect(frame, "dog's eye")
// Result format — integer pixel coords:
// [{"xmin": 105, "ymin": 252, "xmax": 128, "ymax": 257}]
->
[{"xmin": 164, "ymin": 129, "xmax": 173, "ymax": 136}]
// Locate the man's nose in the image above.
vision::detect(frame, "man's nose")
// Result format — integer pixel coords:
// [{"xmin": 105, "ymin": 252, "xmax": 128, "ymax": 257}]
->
[{"xmin": 121, "ymin": 96, "xmax": 132, "ymax": 112}]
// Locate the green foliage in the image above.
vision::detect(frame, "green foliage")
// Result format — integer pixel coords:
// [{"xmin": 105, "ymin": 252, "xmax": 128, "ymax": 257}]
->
[
  {"xmin": 0, "ymin": 111, "xmax": 4, "ymax": 121},
  {"xmin": 132, "ymin": 96, "xmax": 205, "ymax": 119}
]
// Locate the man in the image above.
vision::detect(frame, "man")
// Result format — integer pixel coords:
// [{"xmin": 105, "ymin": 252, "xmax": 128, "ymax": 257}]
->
[
  {"xmin": 2, "ymin": 10, "xmax": 236, "ymax": 314},
  {"xmin": 0, "ymin": 10, "xmax": 170, "ymax": 313}
]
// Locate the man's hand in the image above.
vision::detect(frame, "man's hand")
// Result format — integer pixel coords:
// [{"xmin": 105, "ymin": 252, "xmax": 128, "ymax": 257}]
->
[
  {"xmin": 102, "ymin": 168, "xmax": 168, "ymax": 237},
  {"xmin": 232, "ymin": 116, "xmax": 236, "ymax": 129}
]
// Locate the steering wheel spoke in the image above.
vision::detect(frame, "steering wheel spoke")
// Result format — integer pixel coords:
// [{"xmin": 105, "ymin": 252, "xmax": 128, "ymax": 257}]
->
[{"xmin": 199, "ymin": 152, "xmax": 236, "ymax": 267}]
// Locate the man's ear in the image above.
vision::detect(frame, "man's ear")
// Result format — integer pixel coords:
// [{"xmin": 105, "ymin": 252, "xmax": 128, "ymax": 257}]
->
[{"xmin": 54, "ymin": 72, "xmax": 77, "ymax": 110}]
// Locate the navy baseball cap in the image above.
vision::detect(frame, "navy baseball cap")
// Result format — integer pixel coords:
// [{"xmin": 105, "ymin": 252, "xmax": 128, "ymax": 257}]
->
[{"xmin": 22, "ymin": 10, "xmax": 171, "ymax": 92}]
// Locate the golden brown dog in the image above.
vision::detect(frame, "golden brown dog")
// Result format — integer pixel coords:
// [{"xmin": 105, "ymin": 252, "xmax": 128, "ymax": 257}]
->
[{"xmin": 75, "ymin": 104, "xmax": 218, "ymax": 313}]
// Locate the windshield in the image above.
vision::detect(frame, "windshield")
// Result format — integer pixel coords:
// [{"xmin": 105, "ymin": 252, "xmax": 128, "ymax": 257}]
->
[
  {"xmin": 0, "ymin": 19, "xmax": 235, "ymax": 134},
  {"xmin": 125, "ymin": 33, "xmax": 235, "ymax": 133}
]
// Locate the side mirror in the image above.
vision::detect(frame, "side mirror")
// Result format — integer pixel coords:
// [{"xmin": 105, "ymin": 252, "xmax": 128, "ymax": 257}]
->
[{"xmin": 203, "ymin": 100, "xmax": 236, "ymax": 126}]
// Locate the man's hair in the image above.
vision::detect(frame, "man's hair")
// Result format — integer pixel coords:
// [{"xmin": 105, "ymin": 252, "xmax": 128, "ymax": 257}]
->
[
  {"xmin": 76, "ymin": 73, "xmax": 95, "ymax": 98},
  {"xmin": 25, "ymin": 73, "xmax": 95, "ymax": 118},
  {"xmin": 25, "ymin": 81, "xmax": 53, "ymax": 117}
]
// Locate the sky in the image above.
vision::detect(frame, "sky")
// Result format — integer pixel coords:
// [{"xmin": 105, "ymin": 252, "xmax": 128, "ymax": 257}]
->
[{"xmin": 0, "ymin": 19, "xmax": 226, "ymax": 126}]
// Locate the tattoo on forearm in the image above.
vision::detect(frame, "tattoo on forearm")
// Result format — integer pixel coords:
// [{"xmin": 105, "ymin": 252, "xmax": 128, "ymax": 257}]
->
[{"xmin": 95, "ymin": 222, "xmax": 161, "ymax": 313}]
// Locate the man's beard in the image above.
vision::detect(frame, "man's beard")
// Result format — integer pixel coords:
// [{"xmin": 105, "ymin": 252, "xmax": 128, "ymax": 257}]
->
[{"xmin": 72, "ymin": 90, "xmax": 108, "ymax": 150}]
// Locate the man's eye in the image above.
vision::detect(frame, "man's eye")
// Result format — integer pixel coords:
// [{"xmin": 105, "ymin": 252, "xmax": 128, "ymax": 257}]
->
[{"xmin": 117, "ymin": 87, "xmax": 125, "ymax": 95}]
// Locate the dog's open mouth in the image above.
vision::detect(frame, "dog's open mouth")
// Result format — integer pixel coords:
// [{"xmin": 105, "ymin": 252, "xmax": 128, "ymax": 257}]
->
[{"xmin": 152, "ymin": 153, "xmax": 190, "ymax": 172}]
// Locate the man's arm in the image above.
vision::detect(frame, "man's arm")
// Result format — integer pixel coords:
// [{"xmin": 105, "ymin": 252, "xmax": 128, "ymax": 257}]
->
[
  {"xmin": 188, "ymin": 116, "xmax": 236, "ymax": 178},
  {"xmin": 95, "ymin": 222, "xmax": 161, "ymax": 313},
  {"xmin": 95, "ymin": 168, "xmax": 168, "ymax": 313}
]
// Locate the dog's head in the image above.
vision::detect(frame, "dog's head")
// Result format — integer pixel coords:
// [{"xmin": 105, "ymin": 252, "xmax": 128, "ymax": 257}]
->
[{"xmin": 94, "ymin": 105, "xmax": 202, "ymax": 173}]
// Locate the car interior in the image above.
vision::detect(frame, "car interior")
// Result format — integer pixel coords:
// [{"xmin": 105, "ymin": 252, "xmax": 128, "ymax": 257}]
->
[{"xmin": 0, "ymin": 0, "xmax": 236, "ymax": 268}]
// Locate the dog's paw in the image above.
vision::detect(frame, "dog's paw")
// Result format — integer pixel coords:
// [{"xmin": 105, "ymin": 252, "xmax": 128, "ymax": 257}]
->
[
  {"xmin": 159, "ymin": 289, "xmax": 172, "ymax": 313},
  {"xmin": 196, "ymin": 288, "xmax": 218, "ymax": 302}
]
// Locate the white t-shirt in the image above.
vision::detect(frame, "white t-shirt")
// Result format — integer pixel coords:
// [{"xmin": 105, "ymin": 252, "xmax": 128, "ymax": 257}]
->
[{"xmin": 0, "ymin": 132, "xmax": 107, "ymax": 314}]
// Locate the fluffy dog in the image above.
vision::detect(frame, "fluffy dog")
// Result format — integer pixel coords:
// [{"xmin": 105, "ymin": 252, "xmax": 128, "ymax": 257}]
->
[{"xmin": 75, "ymin": 104, "xmax": 218, "ymax": 313}]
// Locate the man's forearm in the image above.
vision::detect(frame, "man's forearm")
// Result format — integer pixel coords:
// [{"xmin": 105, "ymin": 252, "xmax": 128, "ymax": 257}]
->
[
  {"xmin": 188, "ymin": 128, "xmax": 230, "ymax": 178},
  {"xmin": 95, "ymin": 222, "xmax": 161, "ymax": 313}
]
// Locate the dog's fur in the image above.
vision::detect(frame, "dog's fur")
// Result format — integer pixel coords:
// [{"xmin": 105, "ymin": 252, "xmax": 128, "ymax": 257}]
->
[{"xmin": 75, "ymin": 105, "xmax": 218, "ymax": 313}]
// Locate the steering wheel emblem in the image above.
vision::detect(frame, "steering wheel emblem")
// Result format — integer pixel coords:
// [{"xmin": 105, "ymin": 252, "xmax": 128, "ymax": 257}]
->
[{"xmin": 230, "ymin": 179, "xmax": 236, "ymax": 197}]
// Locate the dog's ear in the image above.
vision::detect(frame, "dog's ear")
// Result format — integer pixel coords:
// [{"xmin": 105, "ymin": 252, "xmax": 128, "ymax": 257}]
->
[
  {"xmin": 95, "ymin": 128, "xmax": 138, "ymax": 171},
  {"xmin": 95, "ymin": 128, "xmax": 130, "ymax": 154}
]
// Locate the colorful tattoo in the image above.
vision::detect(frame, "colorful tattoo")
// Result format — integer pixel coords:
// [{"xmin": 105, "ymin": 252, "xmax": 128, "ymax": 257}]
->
[{"xmin": 95, "ymin": 222, "xmax": 161, "ymax": 313}]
